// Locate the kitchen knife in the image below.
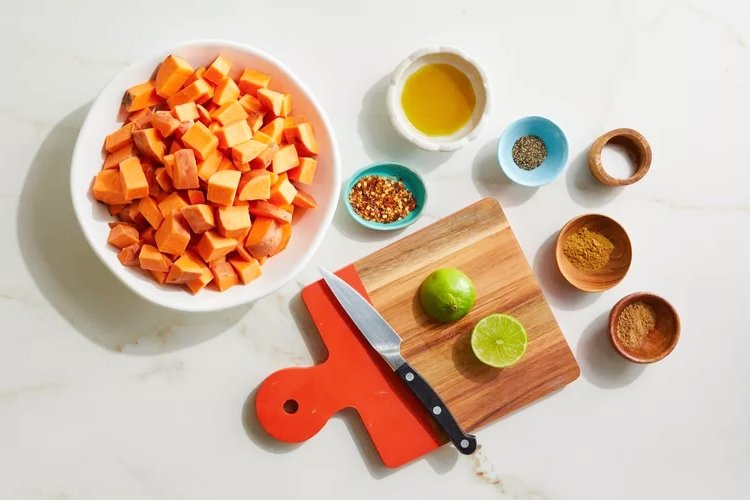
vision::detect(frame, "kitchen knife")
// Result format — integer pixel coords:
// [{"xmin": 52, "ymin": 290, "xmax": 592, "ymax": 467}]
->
[{"xmin": 318, "ymin": 267, "xmax": 477, "ymax": 455}]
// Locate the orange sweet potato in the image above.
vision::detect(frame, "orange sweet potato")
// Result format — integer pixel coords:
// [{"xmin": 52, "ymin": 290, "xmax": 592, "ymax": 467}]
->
[
  {"xmin": 206, "ymin": 170, "xmax": 241, "ymax": 206},
  {"xmin": 292, "ymin": 186, "xmax": 318, "ymax": 209},
  {"xmin": 211, "ymin": 100, "xmax": 248, "ymax": 126},
  {"xmin": 271, "ymin": 222, "xmax": 292, "ymax": 255},
  {"xmin": 287, "ymin": 122, "xmax": 319, "ymax": 156},
  {"xmin": 185, "ymin": 266, "xmax": 214, "ymax": 294},
  {"xmin": 245, "ymin": 217, "xmax": 282, "ymax": 259},
  {"xmin": 280, "ymin": 94, "xmax": 292, "ymax": 117},
  {"xmin": 157, "ymin": 191, "xmax": 189, "ymax": 217},
  {"xmin": 287, "ymin": 157, "xmax": 317, "ymax": 184},
  {"xmin": 181, "ymin": 122, "xmax": 218, "ymax": 161},
  {"xmin": 123, "ymin": 81, "xmax": 156, "ymax": 112},
  {"xmin": 180, "ymin": 204, "xmax": 215, "ymax": 233},
  {"xmin": 239, "ymin": 69, "xmax": 270, "ymax": 95},
  {"xmin": 118, "ymin": 241, "xmax": 143, "ymax": 266},
  {"xmin": 232, "ymin": 139, "xmax": 266, "ymax": 164},
  {"xmin": 108, "ymin": 223, "xmax": 140, "ymax": 249},
  {"xmin": 238, "ymin": 94, "xmax": 264, "ymax": 114},
  {"xmin": 155, "ymin": 55, "xmax": 194, "ymax": 98},
  {"xmin": 173, "ymin": 102, "xmax": 199, "ymax": 122},
  {"xmin": 197, "ymin": 149, "xmax": 223, "ymax": 181},
  {"xmin": 196, "ymin": 230, "xmax": 238, "ymax": 262},
  {"xmin": 103, "ymin": 142, "xmax": 138, "ymax": 170},
  {"xmin": 167, "ymin": 79, "xmax": 212, "ymax": 108},
  {"xmin": 187, "ymin": 189, "xmax": 205, "ymax": 204},
  {"xmin": 210, "ymin": 259, "xmax": 238, "ymax": 291},
  {"xmin": 166, "ymin": 252, "xmax": 205, "ymax": 283},
  {"xmin": 213, "ymin": 77, "xmax": 240, "ymax": 107},
  {"xmin": 228, "ymin": 256, "xmax": 262, "ymax": 284},
  {"xmin": 216, "ymin": 120, "xmax": 252, "ymax": 149},
  {"xmin": 196, "ymin": 104, "xmax": 212, "ymax": 126},
  {"xmin": 172, "ymin": 149, "xmax": 199, "ymax": 190},
  {"xmin": 155, "ymin": 213, "xmax": 191, "ymax": 256},
  {"xmin": 269, "ymin": 175, "xmax": 297, "ymax": 206},
  {"xmin": 259, "ymin": 117, "xmax": 285, "ymax": 144},
  {"xmin": 133, "ymin": 128, "xmax": 166, "ymax": 163},
  {"xmin": 128, "ymin": 108, "xmax": 154, "ymax": 130},
  {"xmin": 104, "ymin": 122, "xmax": 135, "ymax": 153},
  {"xmin": 238, "ymin": 170, "xmax": 272, "ymax": 201},
  {"xmin": 93, "ymin": 170, "xmax": 128, "ymax": 205},
  {"xmin": 151, "ymin": 111, "xmax": 180, "ymax": 138},
  {"xmin": 257, "ymin": 88, "xmax": 285, "ymax": 117},
  {"xmin": 138, "ymin": 196, "xmax": 164, "ymax": 229},
  {"xmin": 119, "ymin": 157, "xmax": 149, "ymax": 200},
  {"xmin": 271, "ymin": 144, "xmax": 300, "ymax": 173},
  {"xmin": 204, "ymin": 55, "xmax": 232, "ymax": 85},
  {"xmin": 140, "ymin": 226, "xmax": 157, "ymax": 246},
  {"xmin": 154, "ymin": 167, "xmax": 174, "ymax": 192},
  {"xmin": 138, "ymin": 244, "xmax": 171, "ymax": 272},
  {"xmin": 217, "ymin": 205, "xmax": 251, "ymax": 239},
  {"xmin": 249, "ymin": 200, "xmax": 292, "ymax": 224}
]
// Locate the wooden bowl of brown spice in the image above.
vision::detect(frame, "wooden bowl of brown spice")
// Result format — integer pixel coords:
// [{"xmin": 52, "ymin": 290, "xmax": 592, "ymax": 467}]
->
[
  {"xmin": 555, "ymin": 214, "xmax": 632, "ymax": 292},
  {"xmin": 609, "ymin": 293, "xmax": 680, "ymax": 363}
]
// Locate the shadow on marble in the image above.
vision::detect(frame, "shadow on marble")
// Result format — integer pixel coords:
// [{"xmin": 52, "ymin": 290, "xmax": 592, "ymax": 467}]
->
[
  {"xmin": 576, "ymin": 311, "xmax": 645, "ymax": 388},
  {"xmin": 532, "ymin": 232, "xmax": 600, "ymax": 311},
  {"xmin": 16, "ymin": 104, "xmax": 247, "ymax": 354},
  {"xmin": 564, "ymin": 148, "xmax": 623, "ymax": 207},
  {"xmin": 241, "ymin": 388, "xmax": 302, "ymax": 454},
  {"xmin": 357, "ymin": 75, "xmax": 454, "ymax": 172},
  {"xmin": 331, "ymin": 199, "xmax": 406, "ymax": 243},
  {"xmin": 470, "ymin": 138, "xmax": 538, "ymax": 206}
]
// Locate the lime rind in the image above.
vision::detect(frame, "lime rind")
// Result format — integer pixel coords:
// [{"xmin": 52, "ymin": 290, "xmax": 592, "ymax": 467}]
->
[{"xmin": 471, "ymin": 314, "xmax": 528, "ymax": 368}]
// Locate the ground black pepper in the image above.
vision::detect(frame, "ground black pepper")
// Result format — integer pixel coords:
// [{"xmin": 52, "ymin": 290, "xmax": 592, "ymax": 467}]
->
[
  {"xmin": 512, "ymin": 135, "xmax": 547, "ymax": 170},
  {"xmin": 348, "ymin": 175, "xmax": 416, "ymax": 223}
]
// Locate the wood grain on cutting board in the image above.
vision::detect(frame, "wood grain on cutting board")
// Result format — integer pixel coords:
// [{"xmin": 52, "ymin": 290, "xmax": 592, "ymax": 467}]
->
[{"xmin": 354, "ymin": 198, "xmax": 580, "ymax": 431}]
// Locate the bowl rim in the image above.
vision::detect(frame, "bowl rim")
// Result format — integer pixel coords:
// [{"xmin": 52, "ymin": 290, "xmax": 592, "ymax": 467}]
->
[
  {"xmin": 497, "ymin": 115, "xmax": 569, "ymax": 187},
  {"xmin": 608, "ymin": 292, "xmax": 681, "ymax": 363},
  {"xmin": 342, "ymin": 162, "xmax": 426, "ymax": 231},
  {"xmin": 554, "ymin": 213, "xmax": 632, "ymax": 292},
  {"xmin": 69, "ymin": 38, "xmax": 341, "ymax": 312},
  {"xmin": 386, "ymin": 46, "xmax": 492, "ymax": 152}
]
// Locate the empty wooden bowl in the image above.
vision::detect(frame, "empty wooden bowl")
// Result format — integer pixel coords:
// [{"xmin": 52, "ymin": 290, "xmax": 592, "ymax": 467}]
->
[
  {"xmin": 608, "ymin": 292, "xmax": 680, "ymax": 363},
  {"xmin": 588, "ymin": 128, "xmax": 652, "ymax": 186},
  {"xmin": 555, "ymin": 214, "xmax": 632, "ymax": 292}
]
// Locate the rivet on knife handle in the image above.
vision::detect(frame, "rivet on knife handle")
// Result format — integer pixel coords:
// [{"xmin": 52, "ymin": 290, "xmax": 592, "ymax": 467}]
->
[{"xmin": 395, "ymin": 362, "xmax": 477, "ymax": 454}]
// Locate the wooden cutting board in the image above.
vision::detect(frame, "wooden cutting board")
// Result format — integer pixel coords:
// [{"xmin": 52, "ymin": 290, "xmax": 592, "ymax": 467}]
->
[{"xmin": 256, "ymin": 198, "xmax": 579, "ymax": 467}]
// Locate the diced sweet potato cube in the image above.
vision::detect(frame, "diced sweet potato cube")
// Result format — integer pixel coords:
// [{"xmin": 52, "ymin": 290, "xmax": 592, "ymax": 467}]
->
[
  {"xmin": 249, "ymin": 200, "xmax": 292, "ymax": 224},
  {"xmin": 167, "ymin": 79, "xmax": 212, "ymax": 108},
  {"xmin": 104, "ymin": 122, "xmax": 135, "ymax": 153},
  {"xmin": 174, "ymin": 121, "xmax": 193, "ymax": 140},
  {"xmin": 271, "ymin": 223, "xmax": 292, "ymax": 255},
  {"xmin": 232, "ymin": 158, "xmax": 251, "ymax": 173},
  {"xmin": 278, "ymin": 203, "xmax": 295, "ymax": 214},
  {"xmin": 183, "ymin": 66, "xmax": 206, "ymax": 87},
  {"xmin": 139, "ymin": 244, "xmax": 171, "ymax": 272},
  {"xmin": 238, "ymin": 94, "xmax": 264, "ymax": 114},
  {"xmin": 103, "ymin": 142, "xmax": 137, "ymax": 169},
  {"xmin": 118, "ymin": 241, "xmax": 143, "ymax": 266},
  {"xmin": 187, "ymin": 189, "xmax": 205, "ymax": 204},
  {"xmin": 172, "ymin": 149, "xmax": 199, "ymax": 189},
  {"xmin": 269, "ymin": 175, "xmax": 297, "ymax": 206},
  {"xmin": 210, "ymin": 260, "xmax": 238, "ymax": 291},
  {"xmin": 234, "ymin": 245, "xmax": 254, "ymax": 262},
  {"xmin": 288, "ymin": 157, "xmax": 317, "ymax": 184},
  {"xmin": 122, "ymin": 80, "xmax": 156, "ymax": 112},
  {"xmin": 150, "ymin": 269, "xmax": 169, "ymax": 284},
  {"xmin": 142, "ymin": 227, "xmax": 158, "ymax": 247},
  {"xmin": 151, "ymin": 111, "xmax": 180, "ymax": 138},
  {"xmin": 126, "ymin": 202, "xmax": 145, "ymax": 225},
  {"xmin": 216, "ymin": 205, "xmax": 252, "ymax": 239},
  {"xmin": 163, "ymin": 153, "xmax": 176, "ymax": 178},
  {"xmin": 257, "ymin": 88, "xmax": 285, "ymax": 116},
  {"xmin": 155, "ymin": 213, "xmax": 191, "ymax": 255},
  {"xmin": 259, "ymin": 117, "xmax": 285, "ymax": 144},
  {"xmin": 247, "ymin": 112, "xmax": 265, "ymax": 133},
  {"xmin": 138, "ymin": 196, "xmax": 164, "ymax": 229},
  {"xmin": 197, "ymin": 149, "xmax": 223, "ymax": 181},
  {"xmin": 280, "ymin": 94, "xmax": 292, "ymax": 117},
  {"xmin": 107, "ymin": 223, "xmax": 139, "ymax": 249},
  {"xmin": 213, "ymin": 77, "xmax": 240, "ymax": 107},
  {"xmin": 196, "ymin": 104, "xmax": 211, "ymax": 125},
  {"xmin": 133, "ymin": 128, "xmax": 166, "ymax": 163},
  {"xmin": 238, "ymin": 170, "xmax": 272, "ymax": 201},
  {"xmin": 180, "ymin": 204, "xmax": 215, "ymax": 233},
  {"xmin": 292, "ymin": 186, "xmax": 318, "ymax": 209},
  {"xmin": 288, "ymin": 122, "xmax": 319, "ymax": 156},
  {"xmin": 118, "ymin": 157, "xmax": 149, "ymax": 200},
  {"xmin": 204, "ymin": 55, "xmax": 232, "ymax": 85},
  {"xmin": 229, "ymin": 256, "xmax": 262, "ymax": 284},
  {"xmin": 181, "ymin": 122, "xmax": 218, "ymax": 161},
  {"xmin": 128, "ymin": 108, "xmax": 154, "ymax": 129},
  {"xmin": 249, "ymin": 142, "xmax": 278, "ymax": 170},
  {"xmin": 207, "ymin": 170, "xmax": 241, "ymax": 206},
  {"xmin": 157, "ymin": 191, "xmax": 189, "ymax": 217},
  {"xmin": 166, "ymin": 252, "xmax": 205, "ymax": 283},
  {"xmin": 272, "ymin": 144, "xmax": 299, "ymax": 173},
  {"xmin": 211, "ymin": 100, "xmax": 248, "ymax": 126},
  {"xmin": 196, "ymin": 230, "xmax": 238, "ymax": 262},
  {"xmin": 167, "ymin": 140, "xmax": 180, "ymax": 155},
  {"xmin": 216, "ymin": 119, "xmax": 252, "ymax": 149},
  {"xmin": 239, "ymin": 69, "xmax": 270, "ymax": 95},
  {"xmin": 185, "ymin": 267, "xmax": 213, "ymax": 294},
  {"xmin": 245, "ymin": 217, "xmax": 282, "ymax": 259},
  {"xmin": 253, "ymin": 131, "xmax": 275, "ymax": 145},
  {"xmin": 173, "ymin": 102, "xmax": 199, "ymax": 122},
  {"xmin": 108, "ymin": 204, "xmax": 127, "ymax": 216},
  {"xmin": 232, "ymin": 139, "xmax": 266, "ymax": 164},
  {"xmin": 155, "ymin": 55, "xmax": 194, "ymax": 98},
  {"xmin": 154, "ymin": 167, "xmax": 174, "ymax": 192}
]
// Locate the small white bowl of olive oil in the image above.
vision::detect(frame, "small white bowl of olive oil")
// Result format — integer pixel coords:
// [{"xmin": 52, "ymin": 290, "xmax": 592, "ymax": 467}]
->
[{"xmin": 387, "ymin": 47, "xmax": 491, "ymax": 152}]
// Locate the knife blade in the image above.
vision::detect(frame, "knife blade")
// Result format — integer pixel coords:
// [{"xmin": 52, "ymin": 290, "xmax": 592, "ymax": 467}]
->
[{"xmin": 318, "ymin": 267, "xmax": 477, "ymax": 455}]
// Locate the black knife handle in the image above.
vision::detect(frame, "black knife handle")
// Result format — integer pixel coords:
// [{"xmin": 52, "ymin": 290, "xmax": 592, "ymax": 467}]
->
[{"xmin": 396, "ymin": 362, "xmax": 477, "ymax": 455}]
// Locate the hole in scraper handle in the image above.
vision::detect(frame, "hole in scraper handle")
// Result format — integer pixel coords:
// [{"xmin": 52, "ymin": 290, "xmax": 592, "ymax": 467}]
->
[{"xmin": 283, "ymin": 399, "xmax": 299, "ymax": 414}]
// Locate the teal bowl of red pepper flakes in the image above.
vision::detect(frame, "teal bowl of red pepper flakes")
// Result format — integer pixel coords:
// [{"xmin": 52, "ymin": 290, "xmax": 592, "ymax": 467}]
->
[{"xmin": 343, "ymin": 162, "xmax": 426, "ymax": 231}]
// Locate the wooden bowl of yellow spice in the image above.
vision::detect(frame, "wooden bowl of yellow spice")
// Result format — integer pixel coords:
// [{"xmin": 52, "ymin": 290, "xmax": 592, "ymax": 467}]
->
[
  {"xmin": 555, "ymin": 214, "xmax": 632, "ymax": 292},
  {"xmin": 609, "ymin": 293, "xmax": 680, "ymax": 363}
]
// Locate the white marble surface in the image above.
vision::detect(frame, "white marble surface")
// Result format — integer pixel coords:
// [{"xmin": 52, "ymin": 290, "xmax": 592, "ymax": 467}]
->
[{"xmin": 2, "ymin": 0, "xmax": 749, "ymax": 498}]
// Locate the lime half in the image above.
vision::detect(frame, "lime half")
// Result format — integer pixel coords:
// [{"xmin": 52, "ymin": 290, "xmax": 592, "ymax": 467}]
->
[
  {"xmin": 471, "ymin": 314, "xmax": 528, "ymax": 368},
  {"xmin": 419, "ymin": 268, "xmax": 476, "ymax": 323}
]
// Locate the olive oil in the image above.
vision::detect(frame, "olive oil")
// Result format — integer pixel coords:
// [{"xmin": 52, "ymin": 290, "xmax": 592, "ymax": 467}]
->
[{"xmin": 401, "ymin": 63, "xmax": 476, "ymax": 136}]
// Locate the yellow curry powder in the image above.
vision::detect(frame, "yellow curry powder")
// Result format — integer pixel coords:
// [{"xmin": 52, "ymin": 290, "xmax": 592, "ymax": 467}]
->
[
  {"xmin": 562, "ymin": 227, "xmax": 614, "ymax": 272},
  {"xmin": 616, "ymin": 301, "xmax": 657, "ymax": 349}
]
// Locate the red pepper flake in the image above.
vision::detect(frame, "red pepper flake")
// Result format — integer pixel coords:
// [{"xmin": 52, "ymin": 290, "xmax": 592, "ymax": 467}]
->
[{"xmin": 348, "ymin": 175, "xmax": 417, "ymax": 223}]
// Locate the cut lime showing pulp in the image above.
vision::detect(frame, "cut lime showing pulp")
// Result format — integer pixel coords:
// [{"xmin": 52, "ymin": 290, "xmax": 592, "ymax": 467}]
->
[{"xmin": 471, "ymin": 314, "xmax": 527, "ymax": 368}]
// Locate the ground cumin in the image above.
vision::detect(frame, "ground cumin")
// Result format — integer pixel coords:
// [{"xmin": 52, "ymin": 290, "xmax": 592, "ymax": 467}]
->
[
  {"xmin": 562, "ymin": 227, "xmax": 614, "ymax": 272},
  {"xmin": 616, "ymin": 301, "xmax": 657, "ymax": 349}
]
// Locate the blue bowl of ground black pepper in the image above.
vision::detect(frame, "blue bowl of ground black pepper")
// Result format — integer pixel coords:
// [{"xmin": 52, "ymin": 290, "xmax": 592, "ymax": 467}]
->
[
  {"xmin": 343, "ymin": 162, "xmax": 426, "ymax": 231},
  {"xmin": 497, "ymin": 116, "xmax": 569, "ymax": 187}
]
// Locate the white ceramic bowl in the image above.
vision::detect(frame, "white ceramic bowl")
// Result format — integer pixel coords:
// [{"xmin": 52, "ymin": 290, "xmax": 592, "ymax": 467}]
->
[
  {"xmin": 70, "ymin": 39, "xmax": 341, "ymax": 312},
  {"xmin": 386, "ymin": 47, "xmax": 491, "ymax": 152}
]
